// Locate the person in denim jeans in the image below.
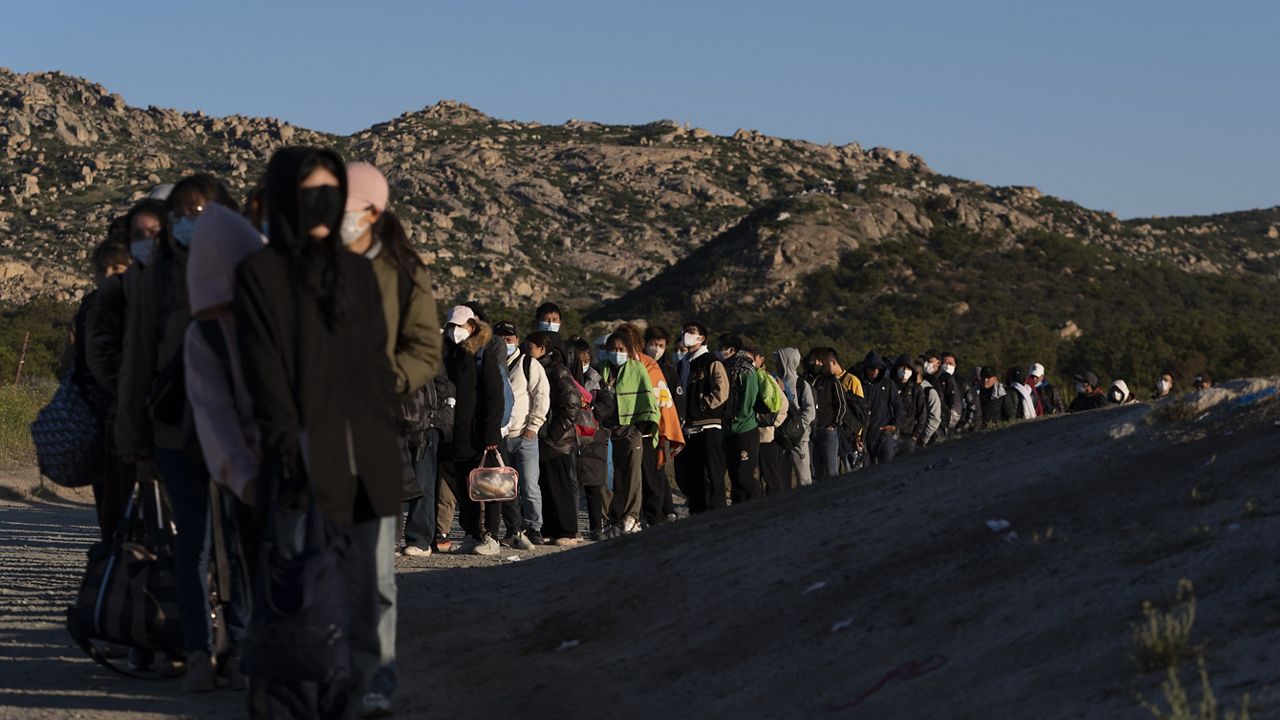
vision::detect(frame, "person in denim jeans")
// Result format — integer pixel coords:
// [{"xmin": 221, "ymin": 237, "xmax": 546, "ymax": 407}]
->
[
  {"xmin": 494, "ymin": 321, "xmax": 550, "ymax": 546},
  {"xmin": 402, "ymin": 428, "xmax": 439, "ymax": 555}
]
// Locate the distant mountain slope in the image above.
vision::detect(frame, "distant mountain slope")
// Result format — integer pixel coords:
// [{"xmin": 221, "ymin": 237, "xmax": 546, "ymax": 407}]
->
[{"xmin": 2, "ymin": 68, "xmax": 1277, "ymax": 313}]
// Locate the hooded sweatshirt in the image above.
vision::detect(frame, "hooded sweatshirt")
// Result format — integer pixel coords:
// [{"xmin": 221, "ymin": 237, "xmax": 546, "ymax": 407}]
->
[
  {"xmin": 1109, "ymin": 379, "xmax": 1134, "ymax": 404},
  {"xmin": 774, "ymin": 348, "xmax": 816, "ymax": 440},
  {"xmin": 234, "ymin": 147, "xmax": 403, "ymax": 524},
  {"xmin": 184, "ymin": 204, "xmax": 265, "ymax": 502},
  {"xmin": 861, "ymin": 351, "xmax": 902, "ymax": 438}
]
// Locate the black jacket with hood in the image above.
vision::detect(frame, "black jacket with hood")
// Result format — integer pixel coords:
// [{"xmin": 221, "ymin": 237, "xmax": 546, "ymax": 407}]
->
[
  {"xmin": 861, "ymin": 351, "xmax": 903, "ymax": 440},
  {"xmin": 234, "ymin": 147, "xmax": 402, "ymax": 525},
  {"xmin": 441, "ymin": 321, "xmax": 505, "ymax": 463}
]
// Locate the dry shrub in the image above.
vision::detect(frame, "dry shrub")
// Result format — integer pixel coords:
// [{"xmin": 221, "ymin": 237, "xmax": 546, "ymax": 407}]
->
[{"xmin": 1133, "ymin": 579, "xmax": 1197, "ymax": 672}]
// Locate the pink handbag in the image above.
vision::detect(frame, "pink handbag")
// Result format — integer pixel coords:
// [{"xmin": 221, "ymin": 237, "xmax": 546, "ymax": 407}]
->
[{"xmin": 467, "ymin": 447, "xmax": 519, "ymax": 502}]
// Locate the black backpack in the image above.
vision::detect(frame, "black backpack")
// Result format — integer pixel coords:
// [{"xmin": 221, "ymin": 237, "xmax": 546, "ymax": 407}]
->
[
  {"xmin": 838, "ymin": 383, "xmax": 870, "ymax": 440},
  {"xmin": 402, "ymin": 371, "xmax": 456, "ymax": 441},
  {"xmin": 774, "ymin": 378, "xmax": 809, "ymax": 452}
]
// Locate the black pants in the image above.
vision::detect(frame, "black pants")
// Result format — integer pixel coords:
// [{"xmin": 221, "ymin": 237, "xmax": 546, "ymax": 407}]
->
[
  {"xmin": 92, "ymin": 452, "xmax": 134, "ymax": 542},
  {"xmin": 442, "ymin": 458, "xmax": 500, "ymax": 540},
  {"xmin": 539, "ymin": 452, "xmax": 578, "ymax": 540},
  {"xmin": 760, "ymin": 440, "xmax": 789, "ymax": 495},
  {"xmin": 640, "ymin": 438, "xmax": 665, "ymax": 525},
  {"xmin": 576, "ymin": 440, "xmax": 608, "ymax": 533},
  {"xmin": 675, "ymin": 428, "xmax": 726, "ymax": 513},
  {"xmin": 724, "ymin": 430, "xmax": 761, "ymax": 504},
  {"xmin": 863, "ymin": 431, "xmax": 897, "ymax": 467}
]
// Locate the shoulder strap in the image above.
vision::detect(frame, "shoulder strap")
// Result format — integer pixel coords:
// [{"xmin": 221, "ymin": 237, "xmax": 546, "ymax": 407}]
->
[{"xmin": 523, "ymin": 354, "xmax": 533, "ymax": 382}]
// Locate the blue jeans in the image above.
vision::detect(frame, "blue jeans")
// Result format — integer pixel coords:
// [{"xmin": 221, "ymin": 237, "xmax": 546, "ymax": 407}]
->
[
  {"xmin": 350, "ymin": 517, "xmax": 397, "ymax": 699},
  {"xmin": 152, "ymin": 447, "xmax": 211, "ymax": 655},
  {"xmin": 810, "ymin": 427, "xmax": 841, "ymax": 482},
  {"xmin": 505, "ymin": 435, "xmax": 542, "ymax": 531},
  {"xmin": 402, "ymin": 430, "xmax": 439, "ymax": 550}
]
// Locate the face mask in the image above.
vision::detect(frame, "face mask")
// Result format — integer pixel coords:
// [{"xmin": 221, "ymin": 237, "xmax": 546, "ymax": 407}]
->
[
  {"xmin": 645, "ymin": 345, "xmax": 664, "ymax": 360},
  {"xmin": 1076, "ymin": 383, "xmax": 1086, "ymax": 394},
  {"xmin": 675, "ymin": 349, "xmax": 687, "ymax": 362},
  {"xmin": 610, "ymin": 351, "xmax": 629, "ymax": 367},
  {"xmin": 897, "ymin": 368, "xmax": 912, "ymax": 382},
  {"xmin": 505, "ymin": 343, "xmax": 518, "ymax": 358},
  {"xmin": 942, "ymin": 364, "xmax": 956, "ymax": 376},
  {"xmin": 450, "ymin": 326, "xmax": 470, "ymax": 344},
  {"xmin": 537, "ymin": 321, "xmax": 560, "ymax": 333},
  {"xmin": 682, "ymin": 333, "xmax": 701, "ymax": 349},
  {"xmin": 1158, "ymin": 379, "xmax": 1171, "ymax": 393},
  {"xmin": 130, "ymin": 239, "xmax": 154, "ymax": 265},
  {"xmin": 1110, "ymin": 390, "xmax": 1123, "ymax": 403},
  {"xmin": 298, "ymin": 185, "xmax": 344, "ymax": 236},
  {"xmin": 339, "ymin": 210, "xmax": 371, "ymax": 247},
  {"xmin": 581, "ymin": 363, "xmax": 590, "ymax": 374},
  {"xmin": 925, "ymin": 361, "xmax": 939, "ymax": 375},
  {"xmin": 170, "ymin": 216, "xmax": 197, "ymax": 248}
]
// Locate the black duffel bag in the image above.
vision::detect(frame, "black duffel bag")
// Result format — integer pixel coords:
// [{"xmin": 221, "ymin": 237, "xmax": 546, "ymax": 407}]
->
[{"xmin": 66, "ymin": 468, "xmax": 184, "ymax": 674}]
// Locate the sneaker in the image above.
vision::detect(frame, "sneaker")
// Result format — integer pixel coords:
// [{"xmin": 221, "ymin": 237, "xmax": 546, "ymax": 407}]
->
[
  {"xmin": 622, "ymin": 517, "xmax": 642, "ymax": 534},
  {"xmin": 472, "ymin": 535, "xmax": 501, "ymax": 556},
  {"xmin": 504, "ymin": 531, "xmax": 534, "ymax": 551},
  {"xmin": 182, "ymin": 651, "xmax": 216, "ymax": 693},
  {"xmin": 586, "ymin": 530, "xmax": 604, "ymax": 542},
  {"xmin": 666, "ymin": 513, "xmax": 678, "ymax": 523},
  {"xmin": 360, "ymin": 692, "xmax": 394, "ymax": 718},
  {"xmin": 551, "ymin": 537, "xmax": 580, "ymax": 547},
  {"xmin": 403, "ymin": 545, "xmax": 432, "ymax": 558},
  {"xmin": 433, "ymin": 536, "xmax": 453, "ymax": 553},
  {"xmin": 526, "ymin": 529, "xmax": 547, "ymax": 545}
]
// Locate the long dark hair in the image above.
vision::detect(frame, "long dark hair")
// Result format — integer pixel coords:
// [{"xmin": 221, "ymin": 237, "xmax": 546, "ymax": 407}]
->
[
  {"xmin": 373, "ymin": 210, "xmax": 423, "ymax": 279},
  {"xmin": 527, "ymin": 331, "xmax": 566, "ymax": 366},
  {"xmin": 264, "ymin": 147, "xmax": 348, "ymax": 328}
]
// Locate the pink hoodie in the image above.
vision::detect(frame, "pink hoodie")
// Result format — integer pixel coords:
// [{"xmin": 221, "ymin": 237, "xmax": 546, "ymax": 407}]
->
[{"xmin": 183, "ymin": 203, "xmax": 265, "ymax": 502}]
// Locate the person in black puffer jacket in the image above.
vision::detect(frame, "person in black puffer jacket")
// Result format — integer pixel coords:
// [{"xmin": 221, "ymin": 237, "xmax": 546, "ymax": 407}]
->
[{"xmin": 525, "ymin": 331, "xmax": 581, "ymax": 545}]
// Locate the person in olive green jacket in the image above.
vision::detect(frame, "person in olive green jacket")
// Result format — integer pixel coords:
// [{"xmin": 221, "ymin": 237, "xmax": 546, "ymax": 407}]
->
[{"xmin": 339, "ymin": 161, "xmax": 441, "ymax": 717}]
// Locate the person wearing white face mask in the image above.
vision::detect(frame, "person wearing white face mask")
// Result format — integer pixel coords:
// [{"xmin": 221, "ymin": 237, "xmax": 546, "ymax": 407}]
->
[
  {"xmin": 439, "ymin": 305, "xmax": 507, "ymax": 557},
  {"xmin": 922, "ymin": 348, "xmax": 962, "ymax": 437},
  {"xmin": 339, "ymin": 162, "xmax": 442, "ymax": 716},
  {"xmin": 493, "ymin": 321, "xmax": 550, "ymax": 548},
  {"xmin": 673, "ymin": 321, "xmax": 730, "ymax": 513},
  {"xmin": 1154, "ymin": 371, "xmax": 1175, "ymax": 400},
  {"xmin": 597, "ymin": 333, "xmax": 660, "ymax": 536},
  {"xmin": 1026, "ymin": 363, "xmax": 1065, "ymax": 415}
]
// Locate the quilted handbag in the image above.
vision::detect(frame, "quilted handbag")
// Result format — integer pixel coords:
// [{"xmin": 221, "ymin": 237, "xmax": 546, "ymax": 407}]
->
[{"xmin": 30, "ymin": 377, "xmax": 103, "ymax": 488}]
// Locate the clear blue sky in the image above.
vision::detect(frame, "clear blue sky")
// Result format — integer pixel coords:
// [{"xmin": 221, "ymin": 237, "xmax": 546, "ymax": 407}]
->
[{"xmin": 3, "ymin": 0, "xmax": 1276, "ymax": 218}]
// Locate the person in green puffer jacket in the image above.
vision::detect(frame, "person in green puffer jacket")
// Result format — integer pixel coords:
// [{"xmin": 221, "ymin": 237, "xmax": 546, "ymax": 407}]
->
[{"xmin": 598, "ymin": 332, "xmax": 659, "ymax": 537}]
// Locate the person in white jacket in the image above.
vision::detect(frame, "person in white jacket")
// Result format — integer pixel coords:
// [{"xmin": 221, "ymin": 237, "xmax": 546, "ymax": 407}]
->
[
  {"xmin": 494, "ymin": 321, "xmax": 551, "ymax": 546},
  {"xmin": 182, "ymin": 202, "xmax": 265, "ymax": 691}
]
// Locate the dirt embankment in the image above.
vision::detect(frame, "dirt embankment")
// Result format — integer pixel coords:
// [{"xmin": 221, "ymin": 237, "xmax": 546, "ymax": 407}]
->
[{"xmin": 2, "ymin": 380, "xmax": 1278, "ymax": 719}]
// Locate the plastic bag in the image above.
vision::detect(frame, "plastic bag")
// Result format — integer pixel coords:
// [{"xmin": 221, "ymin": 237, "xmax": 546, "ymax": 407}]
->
[{"xmin": 468, "ymin": 447, "xmax": 519, "ymax": 502}]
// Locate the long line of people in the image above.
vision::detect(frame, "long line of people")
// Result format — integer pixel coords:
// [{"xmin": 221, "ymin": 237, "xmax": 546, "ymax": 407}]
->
[{"xmin": 60, "ymin": 147, "xmax": 1210, "ymax": 719}]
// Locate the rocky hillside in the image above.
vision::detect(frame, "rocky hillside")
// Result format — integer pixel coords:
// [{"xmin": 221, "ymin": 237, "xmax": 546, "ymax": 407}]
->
[{"xmin": 2, "ymin": 68, "xmax": 1278, "ymax": 310}]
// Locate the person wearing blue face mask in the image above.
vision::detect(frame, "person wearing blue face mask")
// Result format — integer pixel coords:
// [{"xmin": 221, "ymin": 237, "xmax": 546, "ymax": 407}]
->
[
  {"xmin": 114, "ymin": 172, "xmax": 238, "ymax": 688},
  {"xmin": 533, "ymin": 301, "xmax": 571, "ymax": 361}
]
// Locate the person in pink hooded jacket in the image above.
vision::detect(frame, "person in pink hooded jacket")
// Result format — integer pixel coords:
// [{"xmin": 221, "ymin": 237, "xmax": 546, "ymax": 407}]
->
[{"xmin": 182, "ymin": 201, "xmax": 265, "ymax": 691}]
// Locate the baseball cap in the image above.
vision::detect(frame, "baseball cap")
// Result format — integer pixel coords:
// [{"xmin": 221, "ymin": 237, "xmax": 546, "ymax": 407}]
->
[
  {"xmin": 445, "ymin": 305, "xmax": 476, "ymax": 328},
  {"xmin": 345, "ymin": 162, "xmax": 389, "ymax": 212}
]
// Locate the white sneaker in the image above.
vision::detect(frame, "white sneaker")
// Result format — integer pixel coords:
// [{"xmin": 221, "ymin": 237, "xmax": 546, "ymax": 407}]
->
[
  {"xmin": 511, "ymin": 532, "xmax": 534, "ymax": 551},
  {"xmin": 472, "ymin": 535, "xmax": 500, "ymax": 556},
  {"xmin": 403, "ymin": 545, "xmax": 432, "ymax": 558},
  {"xmin": 622, "ymin": 517, "xmax": 642, "ymax": 534},
  {"xmin": 360, "ymin": 692, "xmax": 393, "ymax": 718}
]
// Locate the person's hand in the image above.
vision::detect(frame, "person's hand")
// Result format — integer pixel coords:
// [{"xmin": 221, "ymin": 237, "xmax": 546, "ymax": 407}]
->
[
  {"xmin": 670, "ymin": 442, "xmax": 684, "ymax": 459},
  {"xmin": 485, "ymin": 444, "xmax": 500, "ymax": 451},
  {"xmin": 521, "ymin": 429, "xmax": 537, "ymax": 440},
  {"xmin": 880, "ymin": 425, "xmax": 896, "ymax": 434}
]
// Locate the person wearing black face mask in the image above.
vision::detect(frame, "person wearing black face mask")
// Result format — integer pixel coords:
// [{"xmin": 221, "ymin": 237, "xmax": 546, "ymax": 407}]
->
[{"xmin": 235, "ymin": 147, "xmax": 403, "ymax": 717}]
